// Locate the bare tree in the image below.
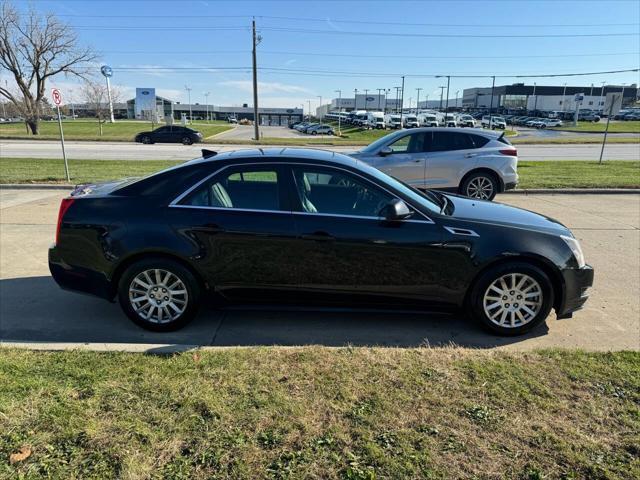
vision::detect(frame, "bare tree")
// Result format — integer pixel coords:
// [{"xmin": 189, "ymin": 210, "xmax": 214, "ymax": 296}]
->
[
  {"xmin": 0, "ymin": 1, "xmax": 97, "ymax": 134},
  {"xmin": 81, "ymin": 80, "xmax": 121, "ymax": 136}
]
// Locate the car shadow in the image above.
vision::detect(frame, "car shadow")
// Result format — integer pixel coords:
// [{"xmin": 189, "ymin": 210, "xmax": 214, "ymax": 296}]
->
[{"xmin": 0, "ymin": 276, "xmax": 548, "ymax": 350}]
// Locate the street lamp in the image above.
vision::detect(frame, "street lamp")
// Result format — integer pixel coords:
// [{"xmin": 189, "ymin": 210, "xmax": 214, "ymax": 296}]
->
[
  {"xmin": 335, "ymin": 89, "xmax": 342, "ymax": 135},
  {"xmin": 204, "ymin": 92, "xmax": 210, "ymax": 121},
  {"xmin": 185, "ymin": 85, "xmax": 192, "ymax": 124}
]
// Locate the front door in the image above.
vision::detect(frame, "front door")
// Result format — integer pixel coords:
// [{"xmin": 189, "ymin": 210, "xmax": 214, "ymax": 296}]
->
[
  {"xmin": 286, "ymin": 165, "xmax": 449, "ymax": 308},
  {"xmin": 372, "ymin": 132, "xmax": 427, "ymax": 189},
  {"xmin": 169, "ymin": 163, "xmax": 299, "ymax": 302}
]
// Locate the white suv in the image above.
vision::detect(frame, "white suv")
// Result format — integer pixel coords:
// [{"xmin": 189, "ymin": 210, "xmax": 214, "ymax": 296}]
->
[
  {"xmin": 481, "ymin": 115, "xmax": 506, "ymax": 130},
  {"xmin": 349, "ymin": 127, "xmax": 518, "ymax": 200}
]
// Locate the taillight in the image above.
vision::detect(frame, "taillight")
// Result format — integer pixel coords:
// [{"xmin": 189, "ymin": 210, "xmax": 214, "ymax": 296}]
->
[
  {"xmin": 55, "ymin": 198, "xmax": 75, "ymax": 245},
  {"xmin": 499, "ymin": 148, "xmax": 517, "ymax": 156}
]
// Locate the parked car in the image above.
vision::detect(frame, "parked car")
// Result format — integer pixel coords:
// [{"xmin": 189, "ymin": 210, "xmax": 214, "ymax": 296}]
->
[
  {"xmin": 457, "ymin": 114, "xmax": 475, "ymax": 127},
  {"xmin": 403, "ymin": 114, "xmax": 420, "ymax": 128},
  {"xmin": 306, "ymin": 124, "xmax": 334, "ymax": 135},
  {"xmin": 288, "ymin": 121, "xmax": 302, "ymax": 129},
  {"xmin": 293, "ymin": 122, "xmax": 311, "ymax": 131},
  {"xmin": 577, "ymin": 112, "xmax": 601, "ymax": 122},
  {"xmin": 350, "ymin": 127, "xmax": 517, "ymax": 201},
  {"xmin": 134, "ymin": 126, "xmax": 203, "ymax": 145},
  {"xmin": 540, "ymin": 119, "xmax": 563, "ymax": 128},
  {"xmin": 417, "ymin": 112, "xmax": 440, "ymax": 127},
  {"xmin": 50, "ymin": 147, "xmax": 593, "ymax": 335},
  {"xmin": 384, "ymin": 114, "xmax": 402, "ymax": 129},
  {"xmin": 227, "ymin": 117, "xmax": 238, "ymax": 124},
  {"xmin": 443, "ymin": 114, "xmax": 457, "ymax": 127},
  {"xmin": 481, "ymin": 115, "xmax": 506, "ymax": 129},
  {"xmin": 299, "ymin": 123, "xmax": 320, "ymax": 133}
]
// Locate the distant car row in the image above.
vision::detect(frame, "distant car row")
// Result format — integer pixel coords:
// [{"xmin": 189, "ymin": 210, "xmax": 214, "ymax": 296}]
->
[
  {"xmin": 289, "ymin": 122, "xmax": 335, "ymax": 135},
  {"xmin": 318, "ymin": 111, "xmax": 512, "ymax": 130}
]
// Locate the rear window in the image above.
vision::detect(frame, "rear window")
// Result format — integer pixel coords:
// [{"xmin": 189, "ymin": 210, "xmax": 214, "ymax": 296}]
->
[{"xmin": 114, "ymin": 162, "xmax": 212, "ymax": 199}]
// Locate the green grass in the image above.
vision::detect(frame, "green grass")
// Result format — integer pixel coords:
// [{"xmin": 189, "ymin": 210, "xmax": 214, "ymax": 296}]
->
[
  {"xmin": 1, "ymin": 157, "xmax": 638, "ymax": 189},
  {"xmin": 0, "ymin": 120, "xmax": 232, "ymax": 141},
  {"xmin": 551, "ymin": 120, "xmax": 640, "ymax": 134},
  {"xmin": 0, "ymin": 348, "xmax": 638, "ymax": 479}
]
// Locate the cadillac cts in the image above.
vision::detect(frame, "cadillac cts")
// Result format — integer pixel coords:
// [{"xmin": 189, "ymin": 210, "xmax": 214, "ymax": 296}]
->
[{"xmin": 49, "ymin": 148, "xmax": 593, "ymax": 335}]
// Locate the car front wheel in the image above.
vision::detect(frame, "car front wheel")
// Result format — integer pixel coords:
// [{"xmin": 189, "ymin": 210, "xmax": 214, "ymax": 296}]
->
[
  {"xmin": 460, "ymin": 172, "xmax": 498, "ymax": 201},
  {"xmin": 468, "ymin": 262, "xmax": 554, "ymax": 336},
  {"xmin": 118, "ymin": 258, "xmax": 201, "ymax": 331},
  {"xmin": 182, "ymin": 136, "xmax": 193, "ymax": 145},
  {"xmin": 141, "ymin": 135, "xmax": 152, "ymax": 144}
]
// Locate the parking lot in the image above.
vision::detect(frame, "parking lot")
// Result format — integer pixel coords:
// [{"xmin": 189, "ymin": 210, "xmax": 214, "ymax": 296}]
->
[{"xmin": 1, "ymin": 188, "xmax": 637, "ymax": 351}]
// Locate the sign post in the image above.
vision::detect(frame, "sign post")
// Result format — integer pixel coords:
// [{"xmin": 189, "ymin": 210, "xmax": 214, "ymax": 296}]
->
[
  {"xmin": 51, "ymin": 88, "xmax": 70, "ymax": 182},
  {"xmin": 599, "ymin": 93, "xmax": 621, "ymax": 165},
  {"xmin": 101, "ymin": 65, "xmax": 115, "ymax": 123}
]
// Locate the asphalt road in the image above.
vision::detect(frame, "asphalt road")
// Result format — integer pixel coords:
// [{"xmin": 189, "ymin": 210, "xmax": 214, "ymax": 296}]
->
[
  {"xmin": 1, "ymin": 188, "xmax": 638, "ymax": 352},
  {"xmin": 1, "ymin": 139, "xmax": 639, "ymax": 161}
]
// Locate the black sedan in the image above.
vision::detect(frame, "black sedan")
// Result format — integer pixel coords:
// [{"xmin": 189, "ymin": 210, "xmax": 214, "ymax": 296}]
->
[
  {"xmin": 49, "ymin": 148, "xmax": 593, "ymax": 335},
  {"xmin": 134, "ymin": 125, "xmax": 203, "ymax": 145}
]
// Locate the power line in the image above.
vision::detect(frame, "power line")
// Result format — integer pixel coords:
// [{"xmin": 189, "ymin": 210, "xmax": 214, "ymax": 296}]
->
[{"xmin": 260, "ymin": 26, "xmax": 639, "ymax": 38}]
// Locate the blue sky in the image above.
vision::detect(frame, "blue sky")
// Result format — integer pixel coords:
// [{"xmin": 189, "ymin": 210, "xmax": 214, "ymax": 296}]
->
[{"xmin": 7, "ymin": 0, "xmax": 640, "ymax": 110}]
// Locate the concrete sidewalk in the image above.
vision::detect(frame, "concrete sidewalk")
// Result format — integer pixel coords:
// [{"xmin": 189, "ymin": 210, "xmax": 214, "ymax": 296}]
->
[{"xmin": 1, "ymin": 189, "xmax": 638, "ymax": 352}]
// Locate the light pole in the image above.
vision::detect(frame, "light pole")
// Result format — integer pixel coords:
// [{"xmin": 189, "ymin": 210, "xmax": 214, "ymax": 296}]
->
[
  {"xmin": 354, "ymin": 88, "xmax": 358, "ymax": 111},
  {"xmin": 377, "ymin": 88, "xmax": 384, "ymax": 110},
  {"xmin": 335, "ymin": 89, "xmax": 342, "ymax": 135},
  {"xmin": 399, "ymin": 75, "xmax": 405, "ymax": 126},
  {"xmin": 185, "ymin": 85, "xmax": 192, "ymax": 124},
  {"xmin": 204, "ymin": 92, "xmax": 210, "ymax": 121},
  {"xmin": 307, "ymin": 99, "xmax": 311, "ymax": 120},
  {"xmin": 533, "ymin": 82, "xmax": 538, "ymax": 113},
  {"xmin": 455, "ymin": 90, "xmax": 460, "ymax": 109},
  {"xmin": 384, "ymin": 89, "xmax": 390, "ymax": 113},
  {"xmin": 317, "ymin": 95, "xmax": 323, "ymax": 122},
  {"xmin": 394, "ymin": 87, "xmax": 401, "ymax": 113},
  {"xmin": 364, "ymin": 89, "xmax": 369, "ymax": 110},
  {"xmin": 600, "ymin": 82, "xmax": 607, "ymax": 111},
  {"xmin": 590, "ymin": 83, "xmax": 594, "ymax": 97},
  {"xmin": 438, "ymin": 86, "xmax": 445, "ymax": 111},
  {"xmin": 100, "ymin": 65, "xmax": 115, "ymax": 123},
  {"xmin": 561, "ymin": 82, "xmax": 567, "ymax": 112},
  {"xmin": 416, "ymin": 87, "xmax": 423, "ymax": 113},
  {"xmin": 620, "ymin": 83, "xmax": 627, "ymax": 108}
]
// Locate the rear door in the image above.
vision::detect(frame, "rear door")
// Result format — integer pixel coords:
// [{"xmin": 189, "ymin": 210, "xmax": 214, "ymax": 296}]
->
[
  {"xmin": 425, "ymin": 131, "xmax": 480, "ymax": 189},
  {"xmin": 170, "ymin": 163, "xmax": 299, "ymax": 302},
  {"xmin": 371, "ymin": 132, "xmax": 427, "ymax": 189}
]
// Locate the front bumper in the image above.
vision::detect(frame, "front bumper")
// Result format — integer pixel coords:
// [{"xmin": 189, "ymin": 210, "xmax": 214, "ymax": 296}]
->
[{"xmin": 556, "ymin": 265, "xmax": 594, "ymax": 319}]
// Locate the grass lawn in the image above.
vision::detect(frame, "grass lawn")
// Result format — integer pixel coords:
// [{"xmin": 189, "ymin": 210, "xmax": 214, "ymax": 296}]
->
[
  {"xmin": 0, "ymin": 120, "xmax": 232, "ymax": 141},
  {"xmin": 0, "ymin": 348, "xmax": 638, "ymax": 479},
  {"xmin": 551, "ymin": 120, "xmax": 640, "ymax": 134},
  {"xmin": 1, "ymin": 158, "xmax": 638, "ymax": 189}
]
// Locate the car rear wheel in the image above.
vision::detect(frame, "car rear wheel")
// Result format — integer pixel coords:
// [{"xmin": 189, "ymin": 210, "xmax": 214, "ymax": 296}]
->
[
  {"xmin": 460, "ymin": 172, "xmax": 498, "ymax": 201},
  {"xmin": 118, "ymin": 259, "xmax": 201, "ymax": 331},
  {"xmin": 468, "ymin": 262, "xmax": 554, "ymax": 336},
  {"xmin": 141, "ymin": 135, "xmax": 152, "ymax": 144},
  {"xmin": 182, "ymin": 136, "xmax": 193, "ymax": 145},
  {"xmin": 311, "ymin": 131, "xmax": 317, "ymax": 135}
]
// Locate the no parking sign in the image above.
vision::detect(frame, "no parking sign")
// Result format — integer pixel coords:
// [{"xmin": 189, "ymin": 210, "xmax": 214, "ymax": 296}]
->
[
  {"xmin": 51, "ymin": 88, "xmax": 69, "ymax": 181},
  {"xmin": 51, "ymin": 88, "xmax": 63, "ymax": 106}
]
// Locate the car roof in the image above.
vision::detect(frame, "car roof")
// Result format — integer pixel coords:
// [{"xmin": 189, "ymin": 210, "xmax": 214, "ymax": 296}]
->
[{"xmin": 188, "ymin": 147, "xmax": 359, "ymax": 168}]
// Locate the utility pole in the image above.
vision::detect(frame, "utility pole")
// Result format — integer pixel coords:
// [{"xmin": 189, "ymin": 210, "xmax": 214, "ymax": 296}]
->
[
  {"xmin": 377, "ymin": 88, "xmax": 384, "ymax": 110},
  {"xmin": 185, "ymin": 86, "xmax": 192, "ymax": 124},
  {"xmin": 335, "ymin": 89, "xmax": 342, "ymax": 135},
  {"xmin": 252, "ymin": 18, "xmax": 261, "ymax": 140},
  {"xmin": 385, "ymin": 89, "xmax": 390, "ymax": 113},
  {"xmin": 444, "ymin": 76, "xmax": 450, "ymax": 117},
  {"xmin": 416, "ymin": 87, "xmax": 422, "ymax": 113},
  {"xmin": 599, "ymin": 93, "xmax": 619, "ymax": 164},
  {"xmin": 204, "ymin": 92, "xmax": 210, "ymax": 121},
  {"xmin": 399, "ymin": 75, "xmax": 405, "ymax": 127}
]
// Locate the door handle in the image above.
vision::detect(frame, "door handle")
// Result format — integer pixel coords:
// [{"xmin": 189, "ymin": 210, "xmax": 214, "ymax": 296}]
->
[
  {"xmin": 465, "ymin": 153, "xmax": 478, "ymax": 158},
  {"xmin": 301, "ymin": 231, "xmax": 335, "ymax": 242}
]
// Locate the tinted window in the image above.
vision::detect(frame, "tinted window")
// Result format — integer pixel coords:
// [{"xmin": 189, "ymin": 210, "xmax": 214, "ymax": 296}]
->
[
  {"xmin": 468, "ymin": 134, "xmax": 490, "ymax": 148},
  {"xmin": 183, "ymin": 166, "xmax": 281, "ymax": 211},
  {"xmin": 292, "ymin": 167, "xmax": 393, "ymax": 218},
  {"xmin": 155, "ymin": 126, "xmax": 170, "ymax": 133},
  {"xmin": 389, "ymin": 133, "xmax": 427, "ymax": 153},
  {"xmin": 429, "ymin": 132, "xmax": 475, "ymax": 152}
]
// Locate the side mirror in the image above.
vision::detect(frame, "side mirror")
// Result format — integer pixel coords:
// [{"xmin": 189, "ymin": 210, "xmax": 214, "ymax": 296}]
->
[
  {"xmin": 378, "ymin": 146, "xmax": 393, "ymax": 157},
  {"xmin": 381, "ymin": 198, "xmax": 413, "ymax": 221}
]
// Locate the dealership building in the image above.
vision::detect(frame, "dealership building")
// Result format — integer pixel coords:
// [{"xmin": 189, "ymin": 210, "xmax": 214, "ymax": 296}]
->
[{"xmin": 462, "ymin": 83, "xmax": 638, "ymax": 112}]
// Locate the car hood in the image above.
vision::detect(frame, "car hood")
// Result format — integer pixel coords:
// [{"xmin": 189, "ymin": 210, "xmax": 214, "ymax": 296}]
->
[{"xmin": 446, "ymin": 194, "xmax": 570, "ymax": 235}]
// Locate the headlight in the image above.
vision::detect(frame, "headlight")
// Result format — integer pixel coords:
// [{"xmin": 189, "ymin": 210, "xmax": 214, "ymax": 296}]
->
[{"xmin": 561, "ymin": 235, "xmax": 585, "ymax": 268}]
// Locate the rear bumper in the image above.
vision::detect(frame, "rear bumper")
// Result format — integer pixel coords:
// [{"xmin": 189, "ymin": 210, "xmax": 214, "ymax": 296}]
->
[
  {"xmin": 49, "ymin": 245, "xmax": 114, "ymax": 301},
  {"xmin": 556, "ymin": 265, "xmax": 594, "ymax": 319}
]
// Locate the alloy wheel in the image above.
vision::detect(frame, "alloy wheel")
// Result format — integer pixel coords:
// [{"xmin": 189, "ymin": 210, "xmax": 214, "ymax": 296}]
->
[
  {"xmin": 128, "ymin": 268, "xmax": 188, "ymax": 324},
  {"xmin": 482, "ymin": 273, "xmax": 543, "ymax": 328},
  {"xmin": 466, "ymin": 176, "xmax": 495, "ymax": 200}
]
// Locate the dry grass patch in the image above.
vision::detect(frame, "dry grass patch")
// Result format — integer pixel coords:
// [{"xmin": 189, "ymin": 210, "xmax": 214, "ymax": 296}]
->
[{"xmin": 0, "ymin": 348, "xmax": 638, "ymax": 479}]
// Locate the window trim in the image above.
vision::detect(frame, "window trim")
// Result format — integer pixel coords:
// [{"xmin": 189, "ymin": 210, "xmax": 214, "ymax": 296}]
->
[{"xmin": 169, "ymin": 161, "xmax": 435, "ymax": 224}]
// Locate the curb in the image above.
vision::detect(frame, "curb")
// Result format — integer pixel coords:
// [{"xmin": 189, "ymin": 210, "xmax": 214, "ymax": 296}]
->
[{"xmin": 1, "ymin": 184, "xmax": 639, "ymax": 194}]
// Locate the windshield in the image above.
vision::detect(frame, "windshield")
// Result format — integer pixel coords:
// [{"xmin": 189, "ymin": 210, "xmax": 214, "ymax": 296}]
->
[{"xmin": 352, "ymin": 159, "xmax": 441, "ymax": 214}]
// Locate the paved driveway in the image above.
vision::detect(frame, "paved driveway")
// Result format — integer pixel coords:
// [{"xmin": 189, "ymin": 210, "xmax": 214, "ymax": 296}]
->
[{"xmin": 0, "ymin": 189, "xmax": 638, "ymax": 351}]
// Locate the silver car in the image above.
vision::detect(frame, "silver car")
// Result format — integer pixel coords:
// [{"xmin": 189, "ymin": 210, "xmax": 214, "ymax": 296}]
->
[{"xmin": 349, "ymin": 127, "xmax": 518, "ymax": 200}]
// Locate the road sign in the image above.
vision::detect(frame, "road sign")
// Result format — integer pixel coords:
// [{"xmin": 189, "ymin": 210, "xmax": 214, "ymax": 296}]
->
[{"xmin": 51, "ymin": 88, "xmax": 63, "ymax": 106}]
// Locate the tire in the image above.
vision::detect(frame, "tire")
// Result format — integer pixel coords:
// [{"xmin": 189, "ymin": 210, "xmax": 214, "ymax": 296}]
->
[
  {"xmin": 182, "ymin": 136, "xmax": 193, "ymax": 145},
  {"xmin": 468, "ymin": 262, "xmax": 554, "ymax": 336},
  {"xmin": 141, "ymin": 136, "xmax": 152, "ymax": 144},
  {"xmin": 460, "ymin": 171, "xmax": 499, "ymax": 201},
  {"xmin": 311, "ymin": 131, "xmax": 317, "ymax": 135},
  {"xmin": 118, "ymin": 258, "xmax": 201, "ymax": 332}
]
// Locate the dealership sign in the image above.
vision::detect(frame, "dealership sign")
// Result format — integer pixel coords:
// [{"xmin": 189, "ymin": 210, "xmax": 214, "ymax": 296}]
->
[{"xmin": 135, "ymin": 87, "xmax": 156, "ymax": 118}]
